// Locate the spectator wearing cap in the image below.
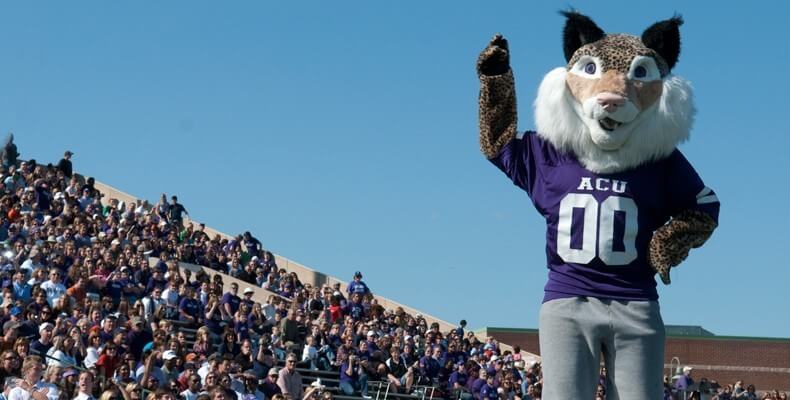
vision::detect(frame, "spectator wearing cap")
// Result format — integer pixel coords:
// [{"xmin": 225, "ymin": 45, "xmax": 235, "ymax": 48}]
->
[
  {"xmin": 240, "ymin": 287, "xmax": 255, "ymax": 308},
  {"xmin": 30, "ymin": 322, "xmax": 55, "ymax": 356},
  {"xmin": 674, "ymin": 366, "xmax": 696, "ymax": 395},
  {"xmin": 238, "ymin": 369, "xmax": 264, "ymax": 400},
  {"xmin": 261, "ymin": 367, "xmax": 282, "ymax": 398},
  {"xmin": 450, "ymin": 362, "xmax": 473, "ymax": 400},
  {"xmin": 57, "ymin": 151, "xmax": 74, "ymax": 178},
  {"xmin": 347, "ymin": 271, "xmax": 371, "ymax": 297},
  {"xmin": 277, "ymin": 353, "xmax": 304, "ymax": 399},
  {"xmin": 3, "ymin": 305, "xmax": 24, "ymax": 330},
  {"xmin": 160, "ymin": 350, "xmax": 180, "ymax": 383}
]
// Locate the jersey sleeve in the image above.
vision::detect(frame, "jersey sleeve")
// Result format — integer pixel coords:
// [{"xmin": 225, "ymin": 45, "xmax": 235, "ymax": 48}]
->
[
  {"xmin": 663, "ymin": 150, "xmax": 720, "ymax": 223},
  {"xmin": 488, "ymin": 132, "xmax": 544, "ymax": 198}
]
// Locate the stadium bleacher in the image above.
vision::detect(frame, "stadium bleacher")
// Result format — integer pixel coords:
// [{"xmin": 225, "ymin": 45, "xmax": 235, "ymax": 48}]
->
[{"xmin": 0, "ymin": 145, "xmax": 779, "ymax": 400}]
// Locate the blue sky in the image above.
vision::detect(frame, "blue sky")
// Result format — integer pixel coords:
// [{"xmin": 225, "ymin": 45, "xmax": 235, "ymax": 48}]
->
[{"xmin": 1, "ymin": 1, "xmax": 788, "ymax": 339}]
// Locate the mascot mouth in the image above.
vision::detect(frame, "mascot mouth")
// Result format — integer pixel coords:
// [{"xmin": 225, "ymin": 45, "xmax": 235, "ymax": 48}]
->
[{"xmin": 598, "ymin": 117, "xmax": 622, "ymax": 131}]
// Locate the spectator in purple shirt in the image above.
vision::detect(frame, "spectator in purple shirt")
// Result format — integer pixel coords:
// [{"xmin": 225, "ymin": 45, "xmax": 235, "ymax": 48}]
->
[
  {"xmin": 419, "ymin": 346, "xmax": 442, "ymax": 385},
  {"xmin": 346, "ymin": 271, "xmax": 371, "ymax": 297},
  {"xmin": 178, "ymin": 286, "xmax": 202, "ymax": 326},
  {"xmin": 221, "ymin": 282, "xmax": 241, "ymax": 320},
  {"xmin": 345, "ymin": 293, "xmax": 365, "ymax": 322},
  {"xmin": 674, "ymin": 366, "xmax": 696, "ymax": 396},
  {"xmin": 471, "ymin": 369, "xmax": 488, "ymax": 400},
  {"xmin": 449, "ymin": 362, "xmax": 472, "ymax": 399},
  {"xmin": 339, "ymin": 354, "xmax": 371, "ymax": 399},
  {"xmin": 479, "ymin": 374, "xmax": 498, "ymax": 400}
]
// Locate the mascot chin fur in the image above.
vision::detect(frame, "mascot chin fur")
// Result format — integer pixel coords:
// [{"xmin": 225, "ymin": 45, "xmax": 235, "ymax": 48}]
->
[{"xmin": 477, "ymin": 11, "xmax": 720, "ymax": 399}]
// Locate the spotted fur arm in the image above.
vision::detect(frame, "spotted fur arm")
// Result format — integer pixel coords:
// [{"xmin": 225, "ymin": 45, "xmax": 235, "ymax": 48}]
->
[
  {"xmin": 649, "ymin": 210, "xmax": 718, "ymax": 284},
  {"xmin": 478, "ymin": 35, "xmax": 518, "ymax": 159}
]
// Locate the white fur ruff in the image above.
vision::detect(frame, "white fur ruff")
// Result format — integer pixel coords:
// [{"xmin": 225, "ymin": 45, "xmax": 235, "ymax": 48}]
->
[{"xmin": 533, "ymin": 67, "xmax": 696, "ymax": 174}]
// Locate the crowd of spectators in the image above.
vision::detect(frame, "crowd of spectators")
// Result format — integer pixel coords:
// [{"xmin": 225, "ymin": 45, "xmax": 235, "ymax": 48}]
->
[
  {"xmin": 666, "ymin": 367, "xmax": 788, "ymax": 400},
  {"xmin": 0, "ymin": 139, "xmax": 783, "ymax": 400}
]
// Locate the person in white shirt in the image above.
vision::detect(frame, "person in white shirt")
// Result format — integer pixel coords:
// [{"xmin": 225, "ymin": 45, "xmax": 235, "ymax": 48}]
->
[
  {"xmin": 19, "ymin": 250, "xmax": 44, "ymax": 279},
  {"xmin": 180, "ymin": 373, "xmax": 202, "ymax": 400},
  {"xmin": 302, "ymin": 336, "xmax": 319, "ymax": 370},
  {"xmin": 6, "ymin": 355, "xmax": 50, "ymax": 400},
  {"xmin": 141, "ymin": 287, "xmax": 165, "ymax": 324},
  {"xmin": 39, "ymin": 270, "xmax": 67, "ymax": 308},
  {"xmin": 72, "ymin": 371, "xmax": 96, "ymax": 400}
]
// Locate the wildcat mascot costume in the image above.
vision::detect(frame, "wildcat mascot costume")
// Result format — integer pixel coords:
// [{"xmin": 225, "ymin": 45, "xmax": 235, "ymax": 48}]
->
[{"xmin": 477, "ymin": 11, "xmax": 720, "ymax": 399}]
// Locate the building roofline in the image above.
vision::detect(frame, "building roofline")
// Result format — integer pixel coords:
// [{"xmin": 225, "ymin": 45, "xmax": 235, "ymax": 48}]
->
[{"xmin": 478, "ymin": 327, "xmax": 790, "ymax": 343}]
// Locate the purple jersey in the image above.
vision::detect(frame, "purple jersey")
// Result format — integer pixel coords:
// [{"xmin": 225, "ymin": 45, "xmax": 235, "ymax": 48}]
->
[{"xmin": 491, "ymin": 133, "xmax": 720, "ymax": 302}]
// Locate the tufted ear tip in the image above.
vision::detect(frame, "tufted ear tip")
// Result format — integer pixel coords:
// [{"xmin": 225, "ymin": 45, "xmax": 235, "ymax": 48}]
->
[
  {"xmin": 642, "ymin": 15, "xmax": 684, "ymax": 71},
  {"xmin": 559, "ymin": 10, "xmax": 605, "ymax": 63}
]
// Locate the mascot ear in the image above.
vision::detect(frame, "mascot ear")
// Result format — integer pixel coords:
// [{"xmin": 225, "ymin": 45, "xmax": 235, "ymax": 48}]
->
[
  {"xmin": 641, "ymin": 15, "xmax": 684, "ymax": 71},
  {"xmin": 560, "ymin": 11, "xmax": 605, "ymax": 63}
]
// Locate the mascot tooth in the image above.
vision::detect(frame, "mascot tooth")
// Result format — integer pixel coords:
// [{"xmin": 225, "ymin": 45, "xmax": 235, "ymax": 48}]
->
[{"xmin": 477, "ymin": 11, "xmax": 719, "ymax": 399}]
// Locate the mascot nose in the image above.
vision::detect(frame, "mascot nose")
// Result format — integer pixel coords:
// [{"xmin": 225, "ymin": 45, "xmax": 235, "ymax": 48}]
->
[{"xmin": 596, "ymin": 93, "xmax": 625, "ymax": 113}]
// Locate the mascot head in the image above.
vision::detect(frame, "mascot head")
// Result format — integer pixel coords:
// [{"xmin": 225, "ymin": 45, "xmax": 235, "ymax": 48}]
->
[{"xmin": 534, "ymin": 11, "xmax": 694, "ymax": 174}]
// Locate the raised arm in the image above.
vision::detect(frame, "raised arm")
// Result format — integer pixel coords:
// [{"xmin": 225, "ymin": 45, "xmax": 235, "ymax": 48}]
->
[{"xmin": 478, "ymin": 34, "xmax": 518, "ymax": 159}]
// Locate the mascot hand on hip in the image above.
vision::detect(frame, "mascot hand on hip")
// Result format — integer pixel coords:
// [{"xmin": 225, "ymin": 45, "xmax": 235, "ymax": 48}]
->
[{"xmin": 477, "ymin": 11, "xmax": 719, "ymax": 399}]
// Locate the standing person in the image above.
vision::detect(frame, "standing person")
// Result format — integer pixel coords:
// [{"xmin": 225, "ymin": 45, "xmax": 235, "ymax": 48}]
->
[
  {"xmin": 276, "ymin": 354, "xmax": 303, "ymax": 400},
  {"xmin": 167, "ymin": 196, "xmax": 189, "ymax": 226},
  {"xmin": 2, "ymin": 133, "xmax": 19, "ymax": 168},
  {"xmin": 6, "ymin": 355, "xmax": 49, "ymax": 400},
  {"xmin": 346, "ymin": 271, "xmax": 371, "ymax": 297},
  {"xmin": 57, "ymin": 151, "xmax": 74, "ymax": 178},
  {"xmin": 674, "ymin": 366, "xmax": 696, "ymax": 397}
]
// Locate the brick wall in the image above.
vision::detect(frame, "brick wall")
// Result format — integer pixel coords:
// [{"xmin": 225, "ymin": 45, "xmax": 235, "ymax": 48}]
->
[{"xmin": 484, "ymin": 329, "xmax": 790, "ymax": 391}]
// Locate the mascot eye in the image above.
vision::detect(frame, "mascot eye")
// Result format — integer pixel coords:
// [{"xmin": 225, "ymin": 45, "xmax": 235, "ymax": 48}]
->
[
  {"xmin": 584, "ymin": 62, "xmax": 597, "ymax": 75},
  {"xmin": 634, "ymin": 66, "xmax": 647, "ymax": 78}
]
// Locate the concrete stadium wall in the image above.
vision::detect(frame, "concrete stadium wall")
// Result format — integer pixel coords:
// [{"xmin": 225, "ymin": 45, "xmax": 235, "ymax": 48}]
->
[
  {"xmin": 92, "ymin": 181, "xmax": 456, "ymax": 332},
  {"xmin": 483, "ymin": 328, "xmax": 790, "ymax": 392}
]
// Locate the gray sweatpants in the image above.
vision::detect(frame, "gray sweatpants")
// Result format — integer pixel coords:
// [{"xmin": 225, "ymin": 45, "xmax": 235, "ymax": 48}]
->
[{"xmin": 539, "ymin": 296, "xmax": 665, "ymax": 400}]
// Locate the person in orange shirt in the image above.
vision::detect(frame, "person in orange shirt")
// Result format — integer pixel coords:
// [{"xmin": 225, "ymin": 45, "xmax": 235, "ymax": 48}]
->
[{"xmin": 67, "ymin": 277, "xmax": 87, "ymax": 304}]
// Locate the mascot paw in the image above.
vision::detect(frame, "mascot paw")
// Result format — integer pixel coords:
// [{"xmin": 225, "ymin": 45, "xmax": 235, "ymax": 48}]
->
[
  {"xmin": 477, "ymin": 34, "xmax": 510, "ymax": 76},
  {"xmin": 648, "ymin": 210, "xmax": 718, "ymax": 285}
]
